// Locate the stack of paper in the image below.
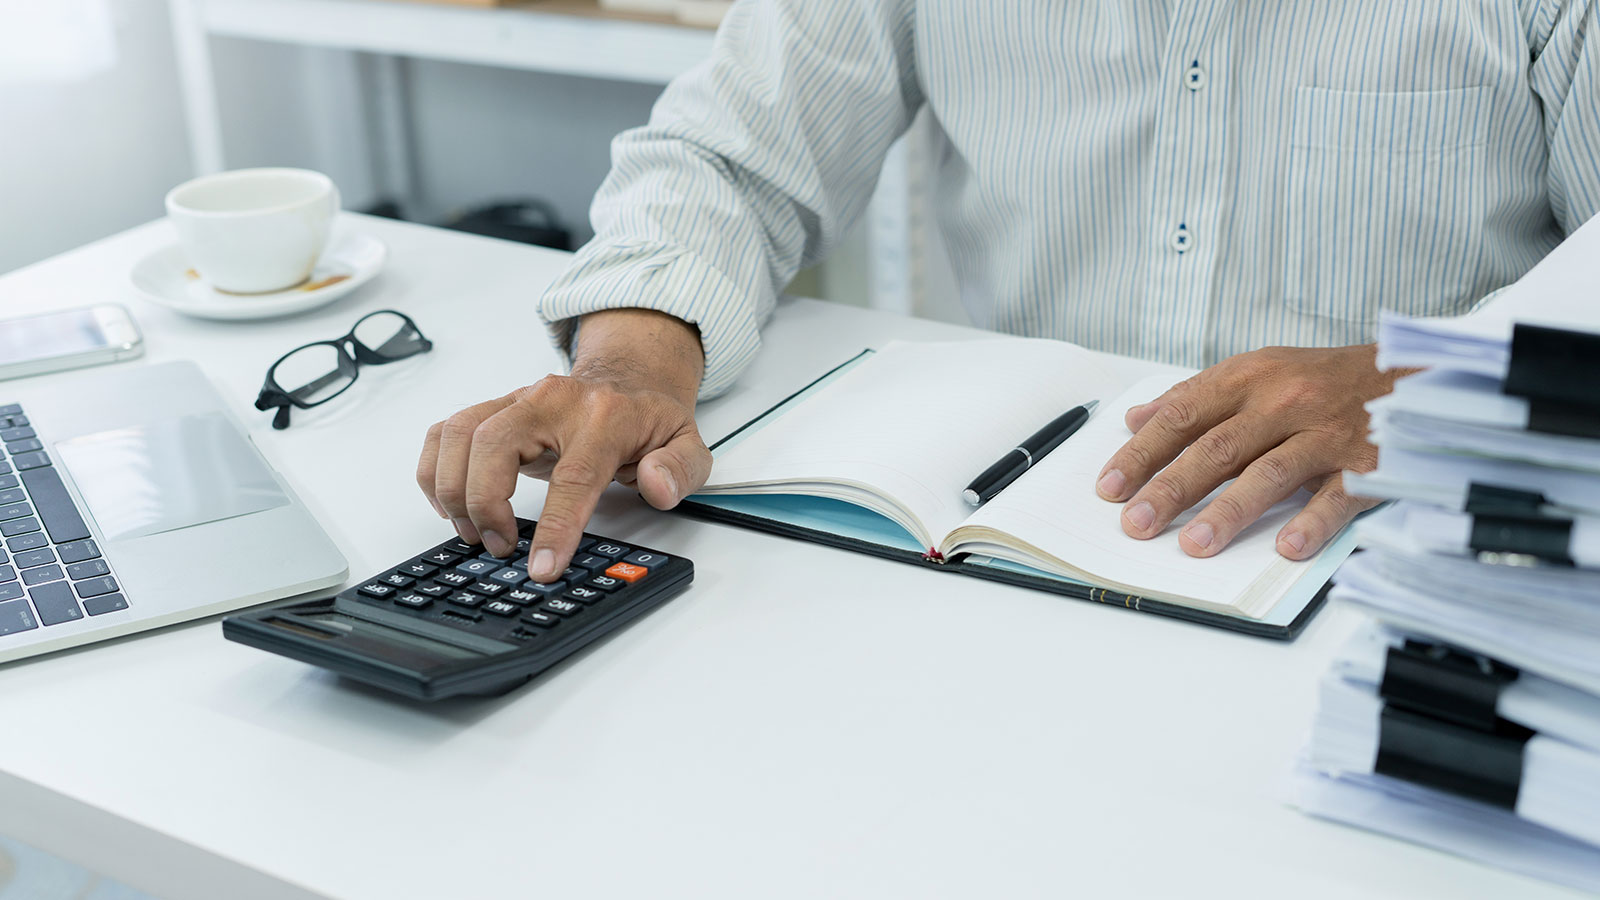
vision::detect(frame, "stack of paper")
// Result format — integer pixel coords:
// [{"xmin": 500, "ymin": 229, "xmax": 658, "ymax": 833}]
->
[{"xmin": 1289, "ymin": 214, "xmax": 1600, "ymax": 893}]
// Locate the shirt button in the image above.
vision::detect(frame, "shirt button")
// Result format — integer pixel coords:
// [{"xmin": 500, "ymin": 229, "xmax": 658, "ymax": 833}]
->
[
  {"xmin": 1185, "ymin": 62, "xmax": 1206, "ymax": 92},
  {"xmin": 1170, "ymin": 224, "xmax": 1192, "ymax": 253}
]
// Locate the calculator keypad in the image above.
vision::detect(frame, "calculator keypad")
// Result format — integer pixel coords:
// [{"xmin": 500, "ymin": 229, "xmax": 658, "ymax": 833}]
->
[{"xmin": 349, "ymin": 520, "xmax": 669, "ymax": 645}]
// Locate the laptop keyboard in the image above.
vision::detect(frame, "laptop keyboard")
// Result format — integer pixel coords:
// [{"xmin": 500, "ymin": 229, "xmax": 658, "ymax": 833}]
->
[{"xmin": 0, "ymin": 404, "xmax": 125, "ymax": 638}]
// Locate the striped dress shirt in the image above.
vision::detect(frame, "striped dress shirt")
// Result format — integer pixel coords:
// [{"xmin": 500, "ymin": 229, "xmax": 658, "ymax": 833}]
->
[{"xmin": 539, "ymin": 0, "xmax": 1600, "ymax": 398}]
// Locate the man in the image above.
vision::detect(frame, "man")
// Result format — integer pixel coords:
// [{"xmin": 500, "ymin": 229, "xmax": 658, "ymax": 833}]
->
[{"xmin": 418, "ymin": 0, "xmax": 1599, "ymax": 583}]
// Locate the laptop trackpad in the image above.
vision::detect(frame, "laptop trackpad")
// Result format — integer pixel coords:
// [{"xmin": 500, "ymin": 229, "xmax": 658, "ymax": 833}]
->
[{"xmin": 54, "ymin": 413, "xmax": 290, "ymax": 541}]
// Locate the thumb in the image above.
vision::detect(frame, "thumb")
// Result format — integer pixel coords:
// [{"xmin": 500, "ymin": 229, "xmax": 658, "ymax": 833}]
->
[{"xmin": 636, "ymin": 429, "xmax": 713, "ymax": 510}]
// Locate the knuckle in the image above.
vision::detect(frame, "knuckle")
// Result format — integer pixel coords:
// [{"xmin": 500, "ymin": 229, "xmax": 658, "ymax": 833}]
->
[
  {"xmin": 1204, "ymin": 491, "xmax": 1252, "ymax": 527},
  {"xmin": 551, "ymin": 456, "xmax": 606, "ymax": 489},
  {"xmin": 434, "ymin": 484, "xmax": 466, "ymax": 510},
  {"xmin": 442, "ymin": 411, "xmax": 478, "ymax": 441},
  {"xmin": 1141, "ymin": 475, "xmax": 1189, "ymax": 511},
  {"xmin": 1157, "ymin": 395, "xmax": 1203, "ymax": 432},
  {"xmin": 1192, "ymin": 428, "xmax": 1243, "ymax": 472},
  {"xmin": 1253, "ymin": 452, "xmax": 1300, "ymax": 492}
]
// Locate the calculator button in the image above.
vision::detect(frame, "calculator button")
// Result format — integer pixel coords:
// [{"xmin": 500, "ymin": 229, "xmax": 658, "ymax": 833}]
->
[
  {"xmin": 441, "ymin": 539, "xmax": 480, "ymax": 555},
  {"xmin": 82, "ymin": 593, "xmax": 128, "ymax": 616},
  {"xmin": 516, "ymin": 538, "xmax": 532, "ymax": 555},
  {"xmin": 605, "ymin": 562, "xmax": 648, "ymax": 583},
  {"xmin": 394, "ymin": 592, "xmax": 433, "ymax": 609},
  {"xmin": 434, "ymin": 571, "xmax": 474, "ymax": 588},
  {"xmin": 416, "ymin": 583, "xmax": 453, "ymax": 598},
  {"xmin": 489, "ymin": 567, "xmax": 528, "ymax": 587},
  {"xmin": 454, "ymin": 559, "xmax": 499, "ymax": 577},
  {"xmin": 447, "ymin": 591, "xmax": 484, "ymax": 608},
  {"xmin": 56, "ymin": 540, "xmax": 100, "ymax": 564},
  {"xmin": 563, "ymin": 586, "xmax": 605, "ymax": 604},
  {"xmin": 623, "ymin": 550, "xmax": 670, "ymax": 568},
  {"xmin": 572, "ymin": 554, "xmax": 610, "ymax": 571},
  {"xmin": 540, "ymin": 598, "xmax": 582, "ymax": 616},
  {"xmin": 518, "ymin": 579, "xmax": 566, "ymax": 596},
  {"xmin": 358, "ymin": 582, "xmax": 397, "ymax": 599},
  {"xmin": 504, "ymin": 588, "xmax": 542, "ymax": 605},
  {"xmin": 467, "ymin": 580, "xmax": 507, "ymax": 597},
  {"xmin": 380, "ymin": 572, "xmax": 415, "ymax": 588},
  {"xmin": 560, "ymin": 565, "xmax": 589, "ymax": 582},
  {"xmin": 400, "ymin": 561, "xmax": 439, "ymax": 578},
  {"xmin": 65, "ymin": 559, "xmax": 110, "ymax": 580},
  {"xmin": 423, "ymin": 550, "xmax": 462, "ymax": 566},
  {"xmin": 521, "ymin": 611, "xmax": 560, "ymax": 628},
  {"xmin": 578, "ymin": 535, "xmax": 597, "ymax": 551},
  {"xmin": 586, "ymin": 575, "xmax": 625, "ymax": 592},
  {"xmin": 589, "ymin": 541, "xmax": 630, "ymax": 560},
  {"xmin": 482, "ymin": 600, "xmax": 520, "ymax": 617},
  {"xmin": 478, "ymin": 549, "xmax": 517, "ymax": 563},
  {"xmin": 440, "ymin": 607, "xmax": 483, "ymax": 625}
]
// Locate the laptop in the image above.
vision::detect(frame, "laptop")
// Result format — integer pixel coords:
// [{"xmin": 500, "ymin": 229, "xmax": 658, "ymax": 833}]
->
[{"xmin": 0, "ymin": 360, "xmax": 347, "ymax": 664}]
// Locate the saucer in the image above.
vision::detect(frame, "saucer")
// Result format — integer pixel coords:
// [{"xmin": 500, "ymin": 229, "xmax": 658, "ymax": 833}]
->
[{"xmin": 131, "ymin": 232, "xmax": 387, "ymax": 321}]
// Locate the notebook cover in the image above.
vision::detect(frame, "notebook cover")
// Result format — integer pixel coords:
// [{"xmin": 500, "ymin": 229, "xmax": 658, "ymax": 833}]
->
[{"xmin": 684, "ymin": 348, "xmax": 1335, "ymax": 640}]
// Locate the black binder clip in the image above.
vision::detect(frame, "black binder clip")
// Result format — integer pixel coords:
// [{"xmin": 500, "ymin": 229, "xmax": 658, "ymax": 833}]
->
[
  {"xmin": 1503, "ymin": 323, "xmax": 1600, "ymax": 439},
  {"xmin": 1375, "ymin": 640, "xmax": 1530, "ymax": 809}
]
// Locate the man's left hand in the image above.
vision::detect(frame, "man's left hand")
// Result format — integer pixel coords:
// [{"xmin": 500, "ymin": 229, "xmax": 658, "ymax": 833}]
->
[{"xmin": 1095, "ymin": 344, "xmax": 1408, "ymax": 560}]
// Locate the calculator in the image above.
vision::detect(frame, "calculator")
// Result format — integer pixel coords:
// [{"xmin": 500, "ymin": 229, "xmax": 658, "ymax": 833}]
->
[{"xmin": 222, "ymin": 518, "xmax": 692, "ymax": 700}]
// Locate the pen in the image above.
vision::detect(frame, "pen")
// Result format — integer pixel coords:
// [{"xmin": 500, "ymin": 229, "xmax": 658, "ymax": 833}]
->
[{"xmin": 962, "ymin": 400, "xmax": 1100, "ymax": 506}]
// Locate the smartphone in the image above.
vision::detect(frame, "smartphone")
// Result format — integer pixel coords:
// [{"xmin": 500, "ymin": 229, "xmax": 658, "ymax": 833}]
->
[{"xmin": 0, "ymin": 305, "xmax": 144, "ymax": 381}]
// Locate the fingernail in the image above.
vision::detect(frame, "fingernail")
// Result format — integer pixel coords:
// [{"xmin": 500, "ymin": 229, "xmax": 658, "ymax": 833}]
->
[
  {"xmin": 531, "ymin": 548, "xmax": 557, "ymax": 582},
  {"xmin": 1183, "ymin": 521, "xmax": 1214, "ymax": 551},
  {"xmin": 1125, "ymin": 501, "xmax": 1155, "ymax": 532},
  {"xmin": 428, "ymin": 497, "xmax": 448, "ymax": 519},
  {"xmin": 1097, "ymin": 468, "xmax": 1126, "ymax": 498},
  {"xmin": 1281, "ymin": 531, "xmax": 1307, "ymax": 555},
  {"xmin": 452, "ymin": 517, "xmax": 480, "ymax": 544},
  {"xmin": 482, "ymin": 530, "xmax": 511, "ymax": 558},
  {"xmin": 655, "ymin": 464, "xmax": 679, "ymax": 503}
]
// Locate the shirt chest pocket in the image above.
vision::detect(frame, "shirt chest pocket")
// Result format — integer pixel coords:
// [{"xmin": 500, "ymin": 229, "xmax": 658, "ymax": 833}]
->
[{"xmin": 1283, "ymin": 86, "xmax": 1493, "ymax": 325}]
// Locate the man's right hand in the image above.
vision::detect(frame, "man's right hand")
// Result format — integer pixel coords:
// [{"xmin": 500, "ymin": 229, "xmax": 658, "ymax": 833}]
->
[{"xmin": 416, "ymin": 308, "xmax": 711, "ymax": 583}]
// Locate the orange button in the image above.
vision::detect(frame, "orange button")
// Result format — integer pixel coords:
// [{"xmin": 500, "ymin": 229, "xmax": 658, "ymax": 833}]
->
[{"xmin": 605, "ymin": 562, "xmax": 648, "ymax": 583}]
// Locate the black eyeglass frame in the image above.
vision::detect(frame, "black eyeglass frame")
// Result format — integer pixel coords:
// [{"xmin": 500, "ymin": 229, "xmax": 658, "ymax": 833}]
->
[{"xmin": 255, "ymin": 309, "xmax": 433, "ymax": 430}]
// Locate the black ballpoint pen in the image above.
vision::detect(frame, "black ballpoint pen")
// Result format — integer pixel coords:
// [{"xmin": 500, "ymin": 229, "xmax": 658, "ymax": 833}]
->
[{"xmin": 962, "ymin": 400, "xmax": 1100, "ymax": 506}]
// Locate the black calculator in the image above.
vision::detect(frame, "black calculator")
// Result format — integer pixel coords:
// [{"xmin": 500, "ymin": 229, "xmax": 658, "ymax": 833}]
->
[{"xmin": 223, "ymin": 518, "xmax": 692, "ymax": 700}]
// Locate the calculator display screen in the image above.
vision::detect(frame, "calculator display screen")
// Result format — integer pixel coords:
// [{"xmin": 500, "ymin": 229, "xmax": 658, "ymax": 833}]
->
[{"xmin": 300, "ymin": 611, "xmax": 485, "ymax": 661}]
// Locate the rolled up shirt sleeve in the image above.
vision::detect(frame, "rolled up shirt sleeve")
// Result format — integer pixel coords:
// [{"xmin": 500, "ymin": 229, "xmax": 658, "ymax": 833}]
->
[{"xmin": 538, "ymin": 0, "xmax": 922, "ymax": 399}]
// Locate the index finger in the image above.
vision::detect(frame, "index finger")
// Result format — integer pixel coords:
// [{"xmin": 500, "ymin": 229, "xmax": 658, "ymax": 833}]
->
[
  {"xmin": 1096, "ymin": 386, "xmax": 1239, "ymax": 502},
  {"xmin": 527, "ymin": 439, "xmax": 625, "ymax": 582},
  {"xmin": 464, "ymin": 403, "xmax": 554, "ymax": 558}
]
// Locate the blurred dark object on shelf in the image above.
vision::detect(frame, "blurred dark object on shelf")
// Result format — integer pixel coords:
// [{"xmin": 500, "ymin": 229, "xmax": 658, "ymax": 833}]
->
[{"xmin": 443, "ymin": 199, "xmax": 572, "ymax": 251}]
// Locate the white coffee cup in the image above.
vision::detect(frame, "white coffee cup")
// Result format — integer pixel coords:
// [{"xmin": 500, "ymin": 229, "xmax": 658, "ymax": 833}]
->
[{"xmin": 165, "ymin": 168, "xmax": 340, "ymax": 294}]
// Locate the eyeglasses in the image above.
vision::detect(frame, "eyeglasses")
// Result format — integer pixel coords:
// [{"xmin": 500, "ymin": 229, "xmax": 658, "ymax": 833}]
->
[{"xmin": 255, "ymin": 310, "xmax": 433, "ymax": 429}]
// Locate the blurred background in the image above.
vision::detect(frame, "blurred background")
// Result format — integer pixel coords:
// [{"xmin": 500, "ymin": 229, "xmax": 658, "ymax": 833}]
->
[{"xmin": 0, "ymin": 0, "xmax": 964, "ymax": 321}]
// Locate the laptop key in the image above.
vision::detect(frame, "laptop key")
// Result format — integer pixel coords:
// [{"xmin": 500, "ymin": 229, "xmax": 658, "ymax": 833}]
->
[
  {"xmin": 0, "ymin": 488, "xmax": 24, "ymax": 505},
  {"xmin": 28, "ymin": 581, "xmax": 83, "ymax": 626},
  {"xmin": 4, "ymin": 439, "xmax": 40, "ymax": 454},
  {"xmin": 66, "ymin": 559, "xmax": 110, "ymax": 580},
  {"xmin": 0, "ymin": 426, "xmax": 35, "ymax": 442},
  {"xmin": 0, "ymin": 502, "xmax": 34, "ymax": 521},
  {"xmin": 0, "ymin": 475, "xmax": 15, "ymax": 490},
  {"xmin": 2, "ymin": 415, "xmax": 27, "ymax": 427},
  {"xmin": 0, "ymin": 565, "xmax": 13, "ymax": 583},
  {"xmin": 5, "ymin": 532, "xmax": 48, "ymax": 552},
  {"xmin": 82, "ymin": 593, "xmax": 128, "ymax": 616},
  {"xmin": 0, "ymin": 517, "xmax": 38, "ymax": 538},
  {"xmin": 0, "ymin": 597, "xmax": 38, "ymax": 635},
  {"xmin": 0, "ymin": 461, "xmax": 10, "ymax": 476},
  {"xmin": 13, "ymin": 548, "xmax": 54, "ymax": 569},
  {"xmin": 11, "ymin": 452, "xmax": 49, "ymax": 471},
  {"xmin": 18, "ymin": 467, "xmax": 91, "ymax": 543},
  {"xmin": 56, "ymin": 540, "xmax": 100, "ymax": 564},
  {"xmin": 22, "ymin": 565, "xmax": 63, "ymax": 586},
  {"xmin": 0, "ymin": 404, "xmax": 19, "ymax": 417}
]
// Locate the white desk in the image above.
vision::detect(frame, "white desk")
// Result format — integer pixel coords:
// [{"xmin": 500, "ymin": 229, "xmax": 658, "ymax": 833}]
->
[{"xmin": 0, "ymin": 216, "xmax": 1573, "ymax": 900}]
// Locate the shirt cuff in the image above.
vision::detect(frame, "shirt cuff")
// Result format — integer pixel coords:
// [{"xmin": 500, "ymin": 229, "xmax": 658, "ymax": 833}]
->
[{"xmin": 538, "ymin": 239, "xmax": 763, "ymax": 400}]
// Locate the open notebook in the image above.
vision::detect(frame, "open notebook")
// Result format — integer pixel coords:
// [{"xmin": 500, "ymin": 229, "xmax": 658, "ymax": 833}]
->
[{"xmin": 684, "ymin": 339, "xmax": 1354, "ymax": 639}]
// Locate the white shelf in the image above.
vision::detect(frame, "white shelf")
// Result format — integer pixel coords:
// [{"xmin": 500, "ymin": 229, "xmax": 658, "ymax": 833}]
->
[{"xmin": 199, "ymin": 0, "xmax": 715, "ymax": 85}]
